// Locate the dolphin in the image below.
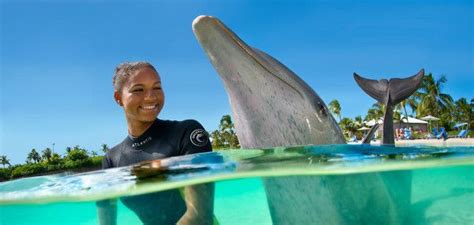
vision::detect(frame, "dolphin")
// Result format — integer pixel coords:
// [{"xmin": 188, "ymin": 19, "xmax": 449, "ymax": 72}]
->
[
  {"xmin": 192, "ymin": 16, "xmax": 345, "ymax": 147},
  {"xmin": 354, "ymin": 70, "xmax": 424, "ymax": 145},
  {"xmin": 193, "ymin": 15, "xmax": 405, "ymax": 224}
]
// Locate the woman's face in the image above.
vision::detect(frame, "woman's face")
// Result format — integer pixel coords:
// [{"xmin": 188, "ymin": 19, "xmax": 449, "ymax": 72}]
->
[{"xmin": 115, "ymin": 67, "xmax": 165, "ymax": 125}]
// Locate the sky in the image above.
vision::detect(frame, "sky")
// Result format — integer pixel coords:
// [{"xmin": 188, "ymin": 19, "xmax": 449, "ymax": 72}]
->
[{"xmin": 1, "ymin": 0, "xmax": 473, "ymax": 164}]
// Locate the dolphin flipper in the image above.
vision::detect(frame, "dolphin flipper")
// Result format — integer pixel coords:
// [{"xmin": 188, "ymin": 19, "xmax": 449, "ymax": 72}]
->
[{"xmin": 362, "ymin": 123, "xmax": 380, "ymax": 144}]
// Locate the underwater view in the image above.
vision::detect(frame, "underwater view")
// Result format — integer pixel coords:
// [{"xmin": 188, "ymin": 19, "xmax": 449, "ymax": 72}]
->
[{"xmin": 1, "ymin": 145, "xmax": 473, "ymax": 225}]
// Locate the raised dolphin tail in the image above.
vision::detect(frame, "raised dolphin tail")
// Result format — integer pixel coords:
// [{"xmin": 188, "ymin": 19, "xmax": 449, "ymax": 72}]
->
[
  {"xmin": 353, "ymin": 69, "xmax": 424, "ymax": 145},
  {"xmin": 387, "ymin": 69, "xmax": 424, "ymax": 105},
  {"xmin": 353, "ymin": 74, "xmax": 389, "ymax": 104},
  {"xmin": 353, "ymin": 69, "xmax": 424, "ymax": 105}
]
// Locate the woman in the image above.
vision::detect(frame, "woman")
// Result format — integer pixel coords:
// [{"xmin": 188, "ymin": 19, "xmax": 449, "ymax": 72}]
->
[{"xmin": 97, "ymin": 62, "xmax": 214, "ymax": 225}]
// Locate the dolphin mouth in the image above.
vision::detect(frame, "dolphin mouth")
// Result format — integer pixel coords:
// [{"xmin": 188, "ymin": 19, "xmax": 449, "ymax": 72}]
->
[{"xmin": 192, "ymin": 15, "xmax": 303, "ymax": 97}]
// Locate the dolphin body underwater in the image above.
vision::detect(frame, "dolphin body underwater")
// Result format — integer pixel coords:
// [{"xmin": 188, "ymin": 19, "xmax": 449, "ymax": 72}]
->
[{"xmin": 193, "ymin": 15, "xmax": 421, "ymax": 224}]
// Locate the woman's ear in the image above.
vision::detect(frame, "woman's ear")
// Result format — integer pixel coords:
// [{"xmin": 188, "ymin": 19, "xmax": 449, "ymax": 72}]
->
[{"xmin": 114, "ymin": 91, "xmax": 123, "ymax": 106}]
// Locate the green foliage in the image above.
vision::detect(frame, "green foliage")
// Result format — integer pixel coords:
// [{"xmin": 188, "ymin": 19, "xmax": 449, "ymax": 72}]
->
[
  {"xmin": 211, "ymin": 115, "xmax": 240, "ymax": 150},
  {"xmin": 64, "ymin": 158, "xmax": 93, "ymax": 169},
  {"xmin": 11, "ymin": 163, "xmax": 47, "ymax": 178},
  {"xmin": 41, "ymin": 148, "xmax": 52, "ymax": 162},
  {"xmin": 0, "ymin": 168, "xmax": 12, "ymax": 181},
  {"xmin": 91, "ymin": 156, "xmax": 104, "ymax": 165},
  {"xmin": 339, "ymin": 117, "xmax": 357, "ymax": 139},
  {"xmin": 3, "ymin": 145, "xmax": 106, "ymax": 180},
  {"xmin": 453, "ymin": 97, "xmax": 473, "ymax": 128},
  {"xmin": 416, "ymin": 73, "xmax": 454, "ymax": 118},
  {"xmin": 63, "ymin": 146, "xmax": 91, "ymax": 169},
  {"xmin": 101, "ymin": 144, "xmax": 110, "ymax": 154},
  {"xmin": 0, "ymin": 155, "xmax": 10, "ymax": 168},
  {"xmin": 328, "ymin": 100, "xmax": 342, "ymax": 122},
  {"xmin": 65, "ymin": 146, "xmax": 89, "ymax": 161},
  {"xmin": 365, "ymin": 103, "xmax": 384, "ymax": 121},
  {"xmin": 48, "ymin": 153, "xmax": 62, "ymax": 165}
]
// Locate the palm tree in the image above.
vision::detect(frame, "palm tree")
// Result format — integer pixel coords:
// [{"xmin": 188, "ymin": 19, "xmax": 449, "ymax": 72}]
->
[
  {"xmin": 101, "ymin": 144, "xmax": 109, "ymax": 154},
  {"xmin": 42, "ymin": 148, "xmax": 52, "ymax": 162},
  {"xmin": 27, "ymin": 149, "xmax": 41, "ymax": 163},
  {"xmin": 454, "ymin": 97, "xmax": 473, "ymax": 125},
  {"xmin": 218, "ymin": 115, "xmax": 240, "ymax": 149},
  {"xmin": 328, "ymin": 100, "xmax": 342, "ymax": 122},
  {"xmin": 397, "ymin": 100, "xmax": 411, "ymax": 120},
  {"xmin": 339, "ymin": 117, "xmax": 357, "ymax": 138},
  {"xmin": 416, "ymin": 73, "xmax": 454, "ymax": 118},
  {"xmin": 211, "ymin": 115, "xmax": 240, "ymax": 149},
  {"xmin": 365, "ymin": 103, "xmax": 384, "ymax": 121},
  {"xmin": 0, "ymin": 155, "xmax": 10, "ymax": 168},
  {"xmin": 211, "ymin": 130, "xmax": 224, "ymax": 149},
  {"xmin": 354, "ymin": 115, "xmax": 363, "ymax": 127}
]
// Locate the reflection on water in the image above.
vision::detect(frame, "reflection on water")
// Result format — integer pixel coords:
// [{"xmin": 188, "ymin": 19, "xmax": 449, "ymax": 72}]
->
[{"xmin": 1, "ymin": 145, "xmax": 473, "ymax": 225}]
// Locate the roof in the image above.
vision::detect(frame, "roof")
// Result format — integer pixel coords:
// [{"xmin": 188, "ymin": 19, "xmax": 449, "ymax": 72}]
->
[
  {"xmin": 399, "ymin": 116, "xmax": 428, "ymax": 124},
  {"xmin": 364, "ymin": 118, "xmax": 383, "ymax": 126}
]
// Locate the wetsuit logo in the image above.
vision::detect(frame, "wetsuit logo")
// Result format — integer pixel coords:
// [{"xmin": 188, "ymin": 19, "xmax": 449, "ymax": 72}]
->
[
  {"xmin": 190, "ymin": 129, "xmax": 209, "ymax": 147},
  {"xmin": 132, "ymin": 136, "xmax": 152, "ymax": 149}
]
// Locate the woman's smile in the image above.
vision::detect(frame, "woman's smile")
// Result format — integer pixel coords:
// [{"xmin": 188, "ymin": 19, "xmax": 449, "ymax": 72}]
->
[{"xmin": 140, "ymin": 104, "xmax": 160, "ymax": 111}]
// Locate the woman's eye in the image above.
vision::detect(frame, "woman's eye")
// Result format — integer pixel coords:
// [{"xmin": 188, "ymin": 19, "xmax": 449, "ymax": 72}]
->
[
  {"xmin": 132, "ymin": 88, "xmax": 143, "ymax": 93},
  {"xmin": 154, "ymin": 87, "xmax": 162, "ymax": 90}
]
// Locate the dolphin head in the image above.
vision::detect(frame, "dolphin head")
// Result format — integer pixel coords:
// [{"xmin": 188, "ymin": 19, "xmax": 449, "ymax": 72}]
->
[{"xmin": 193, "ymin": 15, "xmax": 345, "ymax": 148}]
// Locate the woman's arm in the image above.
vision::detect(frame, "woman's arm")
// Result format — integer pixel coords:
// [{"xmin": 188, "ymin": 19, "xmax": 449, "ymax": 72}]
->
[
  {"xmin": 177, "ymin": 182, "xmax": 215, "ymax": 225},
  {"xmin": 96, "ymin": 199, "xmax": 118, "ymax": 225}
]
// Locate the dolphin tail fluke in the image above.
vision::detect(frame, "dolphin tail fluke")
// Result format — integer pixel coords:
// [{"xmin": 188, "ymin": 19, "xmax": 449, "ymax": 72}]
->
[
  {"xmin": 354, "ymin": 69, "xmax": 424, "ymax": 145},
  {"xmin": 386, "ymin": 69, "xmax": 424, "ymax": 105},
  {"xmin": 353, "ymin": 74, "xmax": 389, "ymax": 104},
  {"xmin": 353, "ymin": 69, "xmax": 424, "ymax": 105}
]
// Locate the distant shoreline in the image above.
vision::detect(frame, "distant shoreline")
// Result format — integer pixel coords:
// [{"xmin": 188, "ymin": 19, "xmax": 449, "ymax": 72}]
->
[{"xmin": 393, "ymin": 138, "xmax": 474, "ymax": 147}]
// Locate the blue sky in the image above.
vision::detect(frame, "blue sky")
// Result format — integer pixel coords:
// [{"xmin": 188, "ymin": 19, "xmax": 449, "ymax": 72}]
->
[{"xmin": 1, "ymin": 0, "xmax": 473, "ymax": 164}]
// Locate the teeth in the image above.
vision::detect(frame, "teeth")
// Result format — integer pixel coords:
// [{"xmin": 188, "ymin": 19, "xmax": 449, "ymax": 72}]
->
[{"xmin": 142, "ymin": 105, "xmax": 156, "ymax": 110}]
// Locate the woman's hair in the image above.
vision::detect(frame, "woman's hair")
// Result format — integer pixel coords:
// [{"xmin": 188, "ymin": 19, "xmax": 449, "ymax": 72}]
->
[{"xmin": 113, "ymin": 61, "xmax": 158, "ymax": 91}]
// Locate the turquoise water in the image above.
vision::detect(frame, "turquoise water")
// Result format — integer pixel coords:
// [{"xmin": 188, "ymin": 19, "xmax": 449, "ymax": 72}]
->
[{"xmin": 1, "ymin": 145, "xmax": 473, "ymax": 225}]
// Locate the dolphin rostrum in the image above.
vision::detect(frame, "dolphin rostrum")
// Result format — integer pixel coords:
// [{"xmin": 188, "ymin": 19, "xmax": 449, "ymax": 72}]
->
[
  {"xmin": 193, "ymin": 15, "xmax": 403, "ymax": 224},
  {"xmin": 354, "ymin": 70, "xmax": 424, "ymax": 145}
]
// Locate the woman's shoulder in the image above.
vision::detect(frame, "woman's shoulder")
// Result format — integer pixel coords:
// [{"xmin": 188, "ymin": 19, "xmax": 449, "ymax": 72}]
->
[
  {"xmin": 158, "ymin": 119, "xmax": 205, "ymax": 131},
  {"xmin": 105, "ymin": 139, "xmax": 127, "ymax": 158}
]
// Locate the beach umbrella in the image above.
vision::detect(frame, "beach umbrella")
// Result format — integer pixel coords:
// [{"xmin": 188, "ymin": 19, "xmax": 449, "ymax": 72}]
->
[
  {"xmin": 420, "ymin": 115, "xmax": 440, "ymax": 121},
  {"xmin": 420, "ymin": 115, "xmax": 440, "ymax": 131},
  {"xmin": 357, "ymin": 127, "xmax": 371, "ymax": 131}
]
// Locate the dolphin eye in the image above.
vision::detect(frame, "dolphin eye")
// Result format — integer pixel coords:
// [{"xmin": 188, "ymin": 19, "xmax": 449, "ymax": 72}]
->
[{"xmin": 318, "ymin": 102, "xmax": 328, "ymax": 117}]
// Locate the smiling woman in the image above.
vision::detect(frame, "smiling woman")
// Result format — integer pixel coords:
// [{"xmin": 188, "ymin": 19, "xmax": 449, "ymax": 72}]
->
[
  {"xmin": 96, "ymin": 62, "xmax": 214, "ymax": 225},
  {"xmin": 113, "ymin": 62, "xmax": 165, "ymax": 137}
]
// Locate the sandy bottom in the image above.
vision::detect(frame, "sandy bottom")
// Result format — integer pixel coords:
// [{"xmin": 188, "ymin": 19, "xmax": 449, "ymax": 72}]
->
[{"xmin": 393, "ymin": 138, "xmax": 474, "ymax": 147}]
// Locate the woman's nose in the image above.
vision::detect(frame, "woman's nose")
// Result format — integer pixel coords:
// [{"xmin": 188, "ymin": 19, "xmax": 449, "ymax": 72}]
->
[{"xmin": 144, "ymin": 90, "xmax": 158, "ymax": 100}]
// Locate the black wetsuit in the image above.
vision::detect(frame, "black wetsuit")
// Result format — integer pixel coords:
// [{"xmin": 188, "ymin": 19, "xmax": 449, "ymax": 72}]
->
[{"xmin": 100, "ymin": 119, "xmax": 212, "ymax": 225}]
